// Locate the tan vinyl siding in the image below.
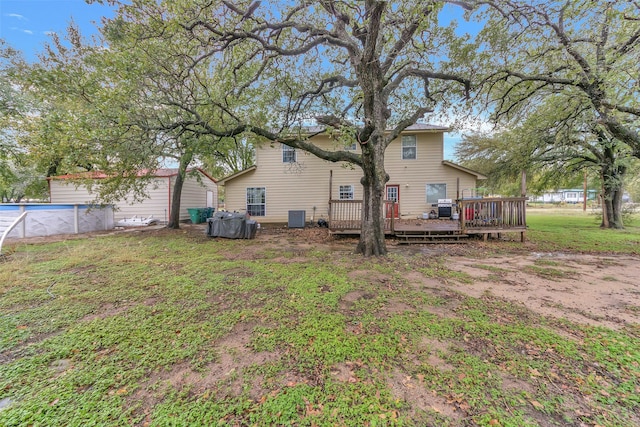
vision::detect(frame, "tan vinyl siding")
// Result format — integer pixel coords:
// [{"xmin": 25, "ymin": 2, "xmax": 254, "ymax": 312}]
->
[
  {"xmin": 50, "ymin": 171, "xmax": 217, "ymax": 223},
  {"xmin": 224, "ymin": 132, "xmax": 479, "ymax": 222},
  {"xmin": 384, "ymin": 133, "xmax": 477, "ymax": 217},
  {"xmin": 115, "ymin": 179, "xmax": 170, "ymax": 221},
  {"xmin": 224, "ymin": 135, "xmax": 363, "ymax": 223},
  {"xmin": 170, "ymin": 174, "xmax": 218, "ymax": 221},
  {"xmin": 50, "ymin": 178, "xmax": 171, "ymax": 221},
  {"xmin": 49, "ymin": 180, "xmax": 98, "ymax": 205}
]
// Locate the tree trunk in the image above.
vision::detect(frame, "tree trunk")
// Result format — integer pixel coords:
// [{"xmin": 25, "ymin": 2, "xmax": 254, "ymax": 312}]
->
[
  {"xmin": 167, "ymin": 151, "xmax": 194, "ymax": 229},
  {"xmin": 356, "ymin": 136, "xmax": 388, "ymax": 256},
  {"xmin": 600, "ymin": 161, "xmax": 625, "ymax": 229},
  {"xmin": 601, "ymin": 184, "xmax": 624, "ymax": 229}
]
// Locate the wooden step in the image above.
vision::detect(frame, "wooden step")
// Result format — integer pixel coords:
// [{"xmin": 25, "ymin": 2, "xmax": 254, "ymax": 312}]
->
[{"xmin": 394, "ymin": 232, "xmax": 469, "ymax": 244}]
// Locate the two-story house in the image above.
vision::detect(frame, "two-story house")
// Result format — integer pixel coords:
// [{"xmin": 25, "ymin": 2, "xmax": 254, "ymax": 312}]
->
[{"xmin": 219, "ymin": 124, "xmax": 486, "ymax": 224}]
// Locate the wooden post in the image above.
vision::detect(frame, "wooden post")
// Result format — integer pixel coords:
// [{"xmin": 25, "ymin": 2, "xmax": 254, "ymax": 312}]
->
[
  {"xmin": 583, "ymin": 169, "xmax": 587, "ymax": 212},
  {"xmin": 391, "ymin": 201, "xmax": 395, "ymax": 232},
  {"xmin": 328, "ymin": 170, "xmax": 333, "ymax": 221}
]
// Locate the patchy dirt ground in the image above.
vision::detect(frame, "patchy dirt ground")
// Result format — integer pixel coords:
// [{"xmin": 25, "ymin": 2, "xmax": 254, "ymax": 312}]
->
[
  {"xmin": 4, "ymin": 223, "xmax": 640, "ymax": 426},
  {"xmin": 6, "ymin": 223, "xmax": 640, "ymax": 331},
  {"xmin": 447, "ymin": 252, "xmax": 640, "ymax": 330},
  {"xmin": 220, "ymin": 224, "xmax": 640, "ymax": 331}
]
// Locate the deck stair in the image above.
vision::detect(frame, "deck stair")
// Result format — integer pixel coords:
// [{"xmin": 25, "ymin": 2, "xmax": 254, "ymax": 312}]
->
[
  {"xmin": 395, "ymin": 230, "xmax": 468, "ymax": 244},
  {"xmin": 393, "ymin": 220, "xmax": 467, "ymax": 244}
]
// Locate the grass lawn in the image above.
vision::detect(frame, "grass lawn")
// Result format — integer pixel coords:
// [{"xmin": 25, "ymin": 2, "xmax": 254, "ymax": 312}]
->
[
  {"xmin": 1, "ymin": 215, "xmax": 639, "ymax": 426},
  {"xmin": 526, "ymin": 208, "xmax": 640, "ymax": 254}
]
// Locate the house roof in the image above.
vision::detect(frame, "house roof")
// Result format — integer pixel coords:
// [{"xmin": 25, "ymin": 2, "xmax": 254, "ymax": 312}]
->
[
  {"xmin": 442, "ymin": 161, "xmax": 487, "ymax": 179},
  {"xmin": 48, "ymin": 168, "xmax": 217, "ymax": 183},
  {"xmin": 403, "ymin": 123, "xmax": 451, "ymax": 132},
  {"xmin": 294, "ymin": 123, "xmax": 450, "ymax": 135},
  {"xmin": 217, "ymin": 165, "xmax": 257, "ymax": 185}
]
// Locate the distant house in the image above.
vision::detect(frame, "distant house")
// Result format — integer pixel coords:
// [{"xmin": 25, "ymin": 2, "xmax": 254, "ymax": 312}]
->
[
  {"xmin": 533, "ymin": 189, "xmax": 598, "ymax": 204},
  {"xmin": 219, "ymin": 124, "xmax": 486, "ymax": 223},
  {"xmin": 48, "ymin": 168, "xmax": 217, "ymax": 223}
]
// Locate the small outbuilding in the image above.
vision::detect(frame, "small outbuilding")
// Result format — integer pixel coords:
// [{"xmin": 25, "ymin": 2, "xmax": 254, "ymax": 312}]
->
[{"xmin": 48, "ymin": 168, "xmax": 217, "ymax": 224}]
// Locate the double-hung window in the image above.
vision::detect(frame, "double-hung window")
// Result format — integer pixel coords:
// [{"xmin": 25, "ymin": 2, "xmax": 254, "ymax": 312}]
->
[
  {"xmin": 426, "ymin": 184, "xmax": 446, "ymax": 204},
  {"xmin": 401, "ymin": 135, "xmax": 417, "ymax": 160},
  {"xmin": 246, "ymin": 187, "xmax": 266, "ymax": 216},
  {"xmin": 339, "ymin": 185, "xmax": 354, "ymax": 200},
  {"xmin": 282, "ymin": 144, "xmax": 296, "ymax": 163}
]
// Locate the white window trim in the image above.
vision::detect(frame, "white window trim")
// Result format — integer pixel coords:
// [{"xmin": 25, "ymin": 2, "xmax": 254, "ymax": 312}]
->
[
  {"xmin": 386, "ymin": 185, "xmax": 399, "ymax": 202},
  {"xmin": 339, "ymin": 184, "xmax": 355, "ymax": 200},
  {"xmin": 401, "ymin": 135, "xmax": 417, "ymax": 160},
  {"xmin": 282, "ymin": 144, "xmax": 296, "ymax": 163},
  {"xmin": 246, "ymin": 187, "xmax": 266, "ymax": 216}
]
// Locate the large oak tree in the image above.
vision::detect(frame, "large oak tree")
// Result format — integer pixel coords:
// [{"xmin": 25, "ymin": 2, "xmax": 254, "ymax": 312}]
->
[
  {"xmin": 166, "ymin": 0, "xmax": 473, "ymax": 255},
  {"xmin": 457, "ymin": 97, "xmax": 632, "ymax": 228},
  {"xmin": 479, "ymin": 1, "xmax": 639, "ymax": 149},
  {"xmin": 29, "ymin": 6, "xmax": 260, "ymax": 228},
  {"xmin": 473, "ymin": 0, "xmax": 639, "ymax": 228}
]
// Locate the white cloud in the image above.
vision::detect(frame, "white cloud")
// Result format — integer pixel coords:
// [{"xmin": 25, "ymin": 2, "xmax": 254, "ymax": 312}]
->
[
  {"xmin": 8, "ymin": 26, "xmax": 35, "ymax": 35},
  {"xmin": 5, "ymin": 13, "xmax": 27, "ymax": 20}
]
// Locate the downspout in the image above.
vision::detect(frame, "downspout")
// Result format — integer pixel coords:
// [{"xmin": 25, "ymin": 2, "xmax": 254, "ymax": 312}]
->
[{"xmin": 168, "ymin": 176, "xmax": 171, "ymax": 224}]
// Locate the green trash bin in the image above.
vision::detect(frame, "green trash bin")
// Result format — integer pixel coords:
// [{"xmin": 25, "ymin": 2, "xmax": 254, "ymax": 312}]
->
[
  {"xmin": 187, "ymin": 208, "xmax": 202, "ymax": 224},
  {"xmin": 201, "ymin": 207, "xmax": 214, "ymax": 222}
]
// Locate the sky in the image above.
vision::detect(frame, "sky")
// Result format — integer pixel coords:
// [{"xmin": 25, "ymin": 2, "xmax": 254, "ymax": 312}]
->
[
  {"xmin": 0, "ymin": 0, "xmax": 468, "ymax": 159},
  {"xmin": 0, "ymin": 0, "xmax": 114, "ymax": 61}
]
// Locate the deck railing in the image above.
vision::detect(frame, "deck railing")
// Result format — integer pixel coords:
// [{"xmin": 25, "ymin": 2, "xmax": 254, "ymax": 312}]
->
[
  {"xmin": 328, "ymin": 197, "xmax": 527, "ymax": 241},
  {"xmin": 328, "ymin": 200, "xmax": 395, "ymax": 232},
  {"xmin": 458, "ymin": 197, "xmax": 527, "ymax": 233}
]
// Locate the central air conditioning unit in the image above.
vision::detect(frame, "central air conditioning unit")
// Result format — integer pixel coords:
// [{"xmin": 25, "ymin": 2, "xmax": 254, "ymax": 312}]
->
[{"xmin": 288, "ymin": 210, "xmax": 306, "ymax": 228}]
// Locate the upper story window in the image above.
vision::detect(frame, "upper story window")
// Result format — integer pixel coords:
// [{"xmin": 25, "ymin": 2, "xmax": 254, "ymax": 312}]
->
[
  {"xmin": 339, "ymin": 185, "xmax": 354, "ymax": 200},
  {"xmin": 401, "ymin": 135, "xmax": 417, "ymax": 160},
  {"xmin": 282, "ymin": 144, "xmax": 296, "ymax": 163},
  {"xmin": 345, "ymin": 142, "xmax": 357, "ymax": 151}
]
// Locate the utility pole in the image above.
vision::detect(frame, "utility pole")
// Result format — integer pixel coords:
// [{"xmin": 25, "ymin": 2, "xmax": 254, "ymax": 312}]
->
[{"xmin": 583, "ymin": 169, "xmax": 587, "ymax": 212}]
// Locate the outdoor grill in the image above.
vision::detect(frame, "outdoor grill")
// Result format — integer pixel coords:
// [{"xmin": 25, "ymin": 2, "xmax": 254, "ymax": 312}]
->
[{"xmin": 437, "ymin": 199, "xmax": 453, "ymax": 218}]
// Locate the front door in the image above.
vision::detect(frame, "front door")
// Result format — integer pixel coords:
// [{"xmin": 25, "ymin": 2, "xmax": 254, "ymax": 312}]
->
[{"xmin": 385, "ymin": 185, "xmax": 400, "ymax": 218}]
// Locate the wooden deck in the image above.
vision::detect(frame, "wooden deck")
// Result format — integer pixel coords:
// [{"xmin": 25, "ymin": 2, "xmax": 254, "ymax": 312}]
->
[{"xmin": 328, "ymin": 197, "xmax": 527, "ymax": 243}]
